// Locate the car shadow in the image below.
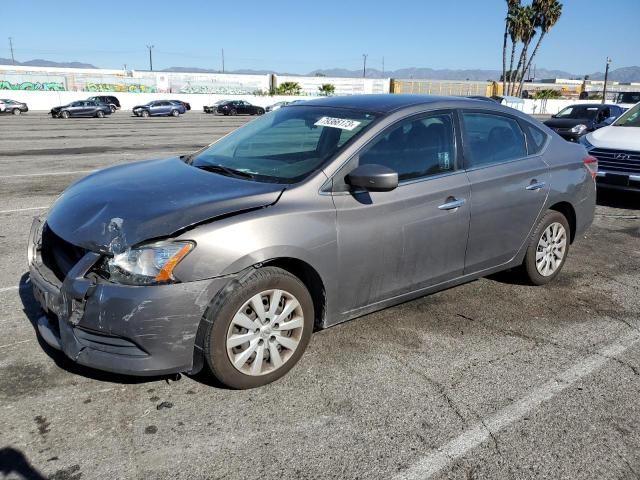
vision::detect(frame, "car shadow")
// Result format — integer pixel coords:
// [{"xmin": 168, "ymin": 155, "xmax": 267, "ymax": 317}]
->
[
  {"xmin": 596, "ymin": 189, "xmax": 640, "ymax": 210},
  {"xmin": 18, "ymin": 273, "xmax": 173, "ymax": 386},
  {"xmin": 0, "ymin": 447, "xmax": 47, "ymax": 480}
]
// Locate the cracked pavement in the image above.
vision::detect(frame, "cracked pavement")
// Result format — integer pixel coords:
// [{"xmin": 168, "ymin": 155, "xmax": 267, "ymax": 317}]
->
[{"xmin": 1, "ymin": 112, "xmax": 639, "ymax": 479}]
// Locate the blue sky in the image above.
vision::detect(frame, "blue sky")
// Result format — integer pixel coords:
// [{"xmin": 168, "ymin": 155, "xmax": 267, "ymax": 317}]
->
[{"xmin": 4, "ymin": 0, "xmax": 639, "ymax": 74}]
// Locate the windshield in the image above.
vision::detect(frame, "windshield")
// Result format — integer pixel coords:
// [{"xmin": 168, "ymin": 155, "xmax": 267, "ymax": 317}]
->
[
  {"xmin": 191, "ymin": 106, "xmax": 378, "ymax": 183},
  {"xmin": 612, "ymin": 103, "xmax": 640, "ymax": 127},
  {"xmin": 554, "ymin": 106, "xmax": 599, "ymax": 120},
  {"xmin": 616, "ymin": 92, "xmax": 640, "ymax": 104}
]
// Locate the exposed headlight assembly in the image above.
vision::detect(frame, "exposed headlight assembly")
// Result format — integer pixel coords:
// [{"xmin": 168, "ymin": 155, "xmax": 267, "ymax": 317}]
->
[
  {"xmin": 571, "ymin": 124, "xmax": 588, "ymax": 135},
  {"xmin": 106, "ymin": 241, "xmax": 194, "ymax": 285}
]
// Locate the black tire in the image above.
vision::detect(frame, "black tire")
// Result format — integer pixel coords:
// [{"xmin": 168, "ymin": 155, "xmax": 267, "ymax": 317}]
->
[
  {"xmin": 110, "ymin": 105, "xmax": 116, "ymax": 113},
  {"xmin": 229, "ymin": 108, "xmax": 237, "ymax": 116},
  {"xmin": 141, "ymin": 110, "xmax": 150, "ymax": 118},
  {"xmin": 520, "ymin": 210, "xmax": 571, "ymax": 285},
  {"xmin": 202, "ymin": 267, "xmax": 314, "ymax": 389},
  {"xmin": 96, "ymin": 110, "xmax": 105, "ymax": 118},
  {"xmin": 257, "ymin": 108, "xmax": 265, "ymax": 115},
  {"xmin": 171, "ymin": 109, "xmax": 179, "ymax": 117},
  {"xmin": 61, "ymin": 111, "xmax": 70, "ymax": 119},
  {"xmin": 12, "ymin": 108, "xmax": 21, "ymax": 116}
]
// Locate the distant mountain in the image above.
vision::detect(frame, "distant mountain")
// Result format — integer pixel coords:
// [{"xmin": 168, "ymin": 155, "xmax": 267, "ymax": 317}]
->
[
  {"xmin": 0, "ymin": 57, "xmax": 97, "ymax": 69},
  {"xmin": 590, "ymin": 66, "xmax": 640, "ymax": 83}
]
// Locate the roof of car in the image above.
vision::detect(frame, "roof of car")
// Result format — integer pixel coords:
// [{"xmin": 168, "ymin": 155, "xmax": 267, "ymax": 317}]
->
[{"xmin": 290, "ymin": 94, "xmax": 503, "ymax": 113}]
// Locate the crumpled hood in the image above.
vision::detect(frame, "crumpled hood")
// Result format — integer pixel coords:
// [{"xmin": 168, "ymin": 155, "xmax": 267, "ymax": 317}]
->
[{"xmin": 46, "ymin": 157, "xmax": 284, "ymax": 254}]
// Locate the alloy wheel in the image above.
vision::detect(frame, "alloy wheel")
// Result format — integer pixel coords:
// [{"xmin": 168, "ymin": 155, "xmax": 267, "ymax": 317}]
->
[
  {"xmin": 535, "ymin": 222, "xmax": 567, "ymax": 276},
  {"xmin": 226, "ymin": 289, "xmax": 304, "ymax": 376}
]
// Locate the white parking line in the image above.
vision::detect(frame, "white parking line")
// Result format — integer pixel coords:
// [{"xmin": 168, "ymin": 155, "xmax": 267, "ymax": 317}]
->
[
  {"xmin": 0, "ymin": 206, "xmax": 49, "ymax": 214},
  {"xmin": 0, "ymin": 286, "xmax": 20, "ymax": 293},
  {"xmin": 0, "ymin": 170, "xmax": 93, "ymax": 178},
  {"xmin": 394, "ymin": 330, "xmax": 640, "ymax": 480}
]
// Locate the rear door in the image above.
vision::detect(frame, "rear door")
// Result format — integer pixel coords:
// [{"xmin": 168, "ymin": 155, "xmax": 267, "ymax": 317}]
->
[
  {"xmin": 332, "ymin": 110, "xmax": 471, "ymax": 311},
  {"xmin": 460, "ymin": 110, "xmax": 550, "ymax": 273}
]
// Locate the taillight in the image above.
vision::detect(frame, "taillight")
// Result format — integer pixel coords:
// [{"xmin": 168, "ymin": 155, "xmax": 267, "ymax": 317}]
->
[{"xmin": 583, "ymin": 155, "xmax": 598, "ymax": 180}]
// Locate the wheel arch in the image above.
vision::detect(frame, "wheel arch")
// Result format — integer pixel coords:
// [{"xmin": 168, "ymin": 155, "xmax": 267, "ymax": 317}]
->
[{"xmin": 548, "ymin": 201, "xmax": 576, "ymax": 243}]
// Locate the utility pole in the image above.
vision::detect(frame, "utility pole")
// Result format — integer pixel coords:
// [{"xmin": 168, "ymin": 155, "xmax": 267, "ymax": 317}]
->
[
  {"xmin": 221, "ymin": 48, "xmax": 225, "ymax": 73},
  {"xmin": 362, "ymin": 54, "xmax": 368, "ymax": 78},
  {"xmin": 147, "ymin": 45, "xmax": 154, "ymax": 71},
  {"xmin": 8, "ymin": 37, "xmax": 15, "ymax": 65},
  {"xmin": 602, "ymin": 57, "xmax": 612, "ymax": 104},
  {"xmin": 382, "ymin": 56, "xmax": 385, "ymax": 77}
]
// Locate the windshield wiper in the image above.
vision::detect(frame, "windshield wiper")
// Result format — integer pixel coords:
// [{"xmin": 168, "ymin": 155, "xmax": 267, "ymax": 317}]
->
[{"xmin": 196, "ymin": 164, "xmax": 256, "ymax": 180}]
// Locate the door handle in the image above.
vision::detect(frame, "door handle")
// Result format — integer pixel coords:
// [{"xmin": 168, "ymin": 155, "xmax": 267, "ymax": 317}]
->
[
  {"xmin": 438, "ymin": 197, "xmax": 466, "ymax": 211},
  {"xmin": 526, "ymin": 181, "xmax": 546, "ymax": 191}
]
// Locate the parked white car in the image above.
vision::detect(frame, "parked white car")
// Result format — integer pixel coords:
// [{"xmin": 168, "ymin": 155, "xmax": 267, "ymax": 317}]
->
[{"xmin": 581, "ymin": 102, "xmax": 640, "ymax": 191}]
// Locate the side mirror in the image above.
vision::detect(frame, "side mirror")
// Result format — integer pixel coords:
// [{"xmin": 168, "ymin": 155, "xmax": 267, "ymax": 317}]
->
[{"xmin": 346, "ymin": 164, "xmax": 398, "ymax": 192}]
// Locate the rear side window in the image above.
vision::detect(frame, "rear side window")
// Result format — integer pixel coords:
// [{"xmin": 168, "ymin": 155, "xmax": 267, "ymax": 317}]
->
[
  {"xmin": 521, "ymin": 121, "xmax": 548, "ymax": 155},
  {"xmin": 359, "ymin": 113, "xmax": 456, "ymax": 182},
  {"xmin": 461, "ymin": 112, "xmax": 527, "ymax": 168}
]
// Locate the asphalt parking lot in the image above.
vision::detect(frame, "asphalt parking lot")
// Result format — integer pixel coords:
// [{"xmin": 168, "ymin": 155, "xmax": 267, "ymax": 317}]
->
[{"xmin": 1, "ymin": 111, "xmax": 639, "ymax": 480}]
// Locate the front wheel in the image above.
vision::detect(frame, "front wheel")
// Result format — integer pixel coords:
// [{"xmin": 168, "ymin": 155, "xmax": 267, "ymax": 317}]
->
[
  {"xmin": 60, "ymin": 111, "xmax": 70, "ymax": 119},
  {"xmin": 110, "ymin": 105, "xmax": 116, "ymax": 113},
  {"xmin": 171, "ymin": 109, "xmax": 179, "ymax": 117},
  {"xmin": 12, "ymin": 109, "xmax": 21, "ymax": 116},
  {"xmin": 257, "ymin": 108, "xmax": 265, "ymax": 115},
  {"xmin": 96, "ymin": 110, "xmax": 105, "ymax": 118},
  {"xmin": 141, "ymin": 110, "xmax": 150, "ymax": 118},
  {"xmin": 202, "ymin": 267, "xmax": 314, "ymax": 389},
  {"xmin": 229, "ymin": 108, "xmax": 237, "ymax": 116},
  {"xmin": 521, "ymin": 210, "xmax": 570, "ymax": 285}
]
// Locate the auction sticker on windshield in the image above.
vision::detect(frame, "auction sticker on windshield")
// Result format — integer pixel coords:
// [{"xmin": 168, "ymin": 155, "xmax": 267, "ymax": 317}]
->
[{"xmin": 314, "ymin": 117, "xmax": 362, "ymax": 131}]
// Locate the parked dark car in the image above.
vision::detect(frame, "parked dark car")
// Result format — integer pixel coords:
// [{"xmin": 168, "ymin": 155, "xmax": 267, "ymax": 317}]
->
[
  {"xmin": 87, "ymin": 96, "xmax": 120, "ymax": 113},
  {"xmin": 50, "ymin": 101, "xmax": 112, "ymax": 118},
  {"xmin": 216, "ymin": 100, "xmax": 265, "ymax": 116},
  {"xmin": 132, "ymin": 101, "xmax": 186, "ymax": 117},
  {"xmin": 544, "ymin": 104, "xmax": 624, "ymax": 142},
  {"xmin": 0, "ymin": 98, "xmax": 28, "ymax": 115},
  {"xmin": 170, "ymin": 100, "xmax": 191, "ymax": 111},
  {"xmin": 204, "ymin": 100, "xmax": 228, "ymax": 114},
  {"xmin": 28, "ymin": 95, "xmax": 596, "ymax": 388}
]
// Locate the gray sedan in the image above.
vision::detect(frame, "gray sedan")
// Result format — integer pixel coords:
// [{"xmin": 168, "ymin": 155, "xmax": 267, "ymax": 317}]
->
[{"xmin": 28, "ymin": 95, "xmax": 596, "ymax": 388}]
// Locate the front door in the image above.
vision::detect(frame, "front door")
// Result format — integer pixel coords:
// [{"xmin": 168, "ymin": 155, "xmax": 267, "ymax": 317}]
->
[
  {"xmin": 460, "ymin": 111, "xmax": 550, "ymax": 273},
  {"xmin": 332, "ymin": 111, "xmax": 471, "ymax": 313}
]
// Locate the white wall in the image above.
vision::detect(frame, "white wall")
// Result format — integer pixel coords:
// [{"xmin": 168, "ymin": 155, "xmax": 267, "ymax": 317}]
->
[{"xmin": 0, "ymin": 90, "xmax": 317, "ymax": 111}]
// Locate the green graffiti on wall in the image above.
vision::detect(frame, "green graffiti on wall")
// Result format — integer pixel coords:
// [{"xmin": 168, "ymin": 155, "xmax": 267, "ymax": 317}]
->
[
  {"xmin": 85, "ymin": 83, "xmax": 156, "ymax": 93},
  {"xmin": 0, "ymin": 80, "xmax": 65, "ymax": 91}
]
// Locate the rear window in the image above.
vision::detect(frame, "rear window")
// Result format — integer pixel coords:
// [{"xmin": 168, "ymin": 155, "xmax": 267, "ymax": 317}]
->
[
  {"xmin": 462, "ymin": 112, "xmax": 527, "ymax": 167},
  {"xmin": 521, "ymin": 121, "xmax": 548, "ymax": 155}
]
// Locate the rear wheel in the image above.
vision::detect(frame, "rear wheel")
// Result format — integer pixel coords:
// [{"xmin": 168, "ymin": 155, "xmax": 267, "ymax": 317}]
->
[
  {"xmin": 521, "ymin": 210, "xmax": 570, "ymax": 285},
  {"xmin": 202, "ymin": 267, "xmax": 314, "ymax": 389},
  {"xmin": 60, "ymin": 111, "xmax": 70, "ymax": 119},
  {"xmin": 12, "ymin": 108, "xmax": 21, "ymax": 116}
]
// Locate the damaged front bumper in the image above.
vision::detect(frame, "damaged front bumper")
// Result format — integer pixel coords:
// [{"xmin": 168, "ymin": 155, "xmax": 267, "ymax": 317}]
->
[{"xmin": 27, "ymin": 218, "xmax": 231, "ymax": 376}]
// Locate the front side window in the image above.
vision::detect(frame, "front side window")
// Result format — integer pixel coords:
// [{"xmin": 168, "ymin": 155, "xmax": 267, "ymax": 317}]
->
[
  {"xmin": 462, "ymin": 112, "xmax": 527, "ymax": 167},
  {"xmin": 191, "ymin": 106, "xmax": 378, "ymax": 183},
  {"xmin": 358, "ymin": 113, "xmax": 456, "ymax": 182}
]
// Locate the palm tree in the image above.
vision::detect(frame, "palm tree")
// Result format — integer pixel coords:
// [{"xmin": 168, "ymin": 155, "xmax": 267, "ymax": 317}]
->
[
  {"xmin": 276, "ymin": 81, "xmax": 302, "ymax": 95},
  {"xmin": 511, "ymin": 4, "xmax": 536, "ymax": 96},
  {"xmin": 507, "ymin": 5, "xmax": 528, "ymax": 95},
  {"xmin": 517, "ymin": 0, "xmax": 562, "ymax": 96},
  {"xmin": 502, "ymin": 0, "xmax": 521, "ymax": 95},
  {"xmin": 318, "ymin": 83, "xmax": 335, "ymax": 96}
]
